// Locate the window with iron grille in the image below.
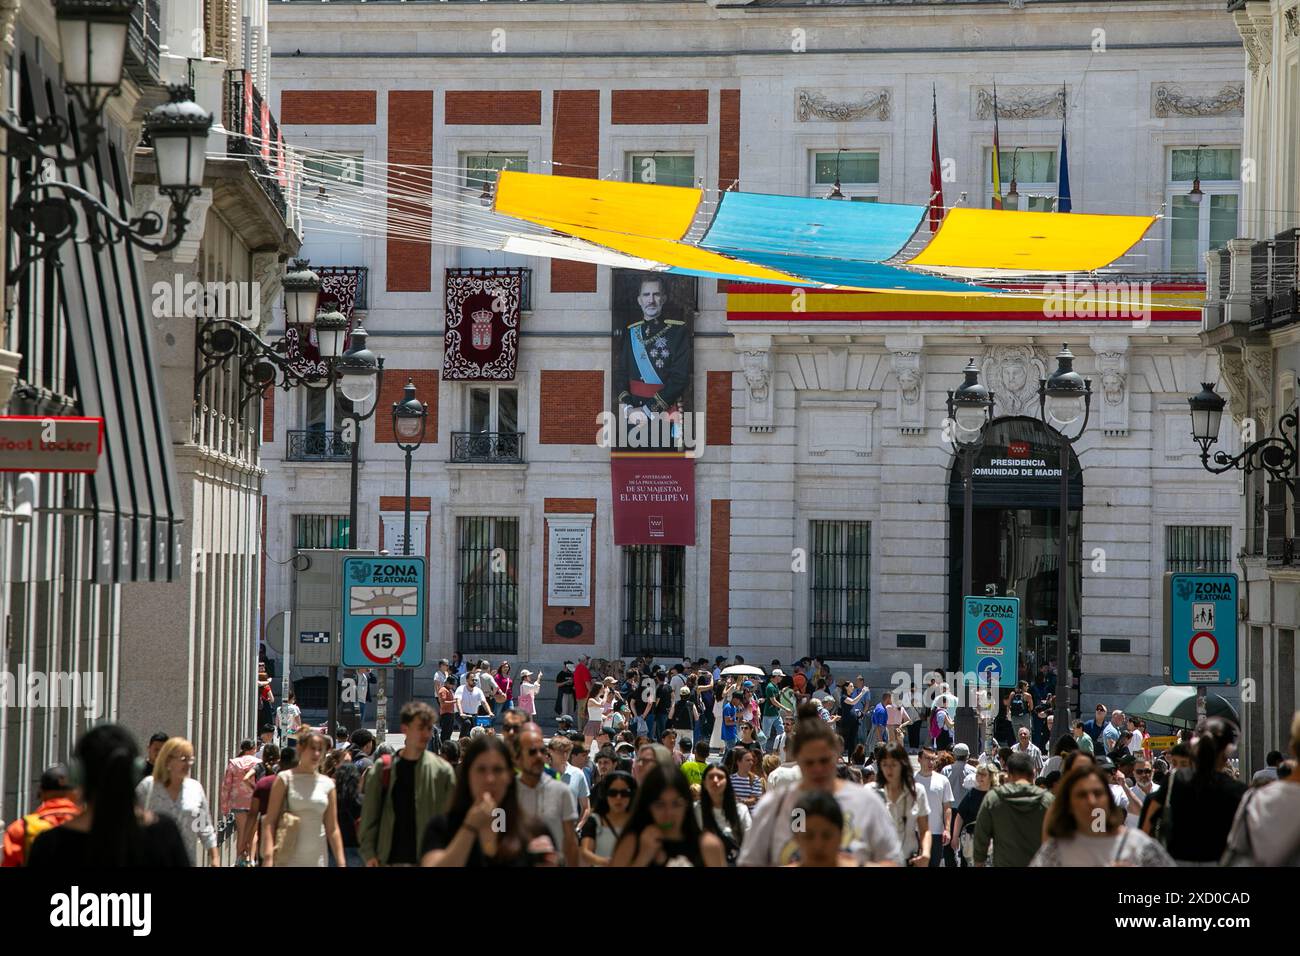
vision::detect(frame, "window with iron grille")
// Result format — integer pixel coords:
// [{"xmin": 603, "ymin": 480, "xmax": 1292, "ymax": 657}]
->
[
  {"xmin": 457, "ymin": 517, "xmax": 520, "ymax": 654},
  {"xmin": 1165, "ymin": 525, "xmax": 1233, "ymax": 572},
  {"xmin": 621, "ymin": 545, "xmax": 686, "ymax": 657},
  {"xmin": 809, "ymin": 520, "xmax": 870, "ymax": 661},
  {"xmin": 294, "ymin": 514, "xmax": 351, "ymax": 550}
]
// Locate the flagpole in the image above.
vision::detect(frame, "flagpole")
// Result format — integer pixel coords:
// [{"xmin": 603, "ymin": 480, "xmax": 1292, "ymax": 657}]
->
[{"xmin": 991, "ymin": 81, "xmax": 1002, "ymax": 210}]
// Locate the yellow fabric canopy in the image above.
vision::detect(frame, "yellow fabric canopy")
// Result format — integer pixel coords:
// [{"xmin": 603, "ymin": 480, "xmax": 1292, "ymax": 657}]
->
[
  {"xmin": 907, "ymin": 208, "xmax": 1156, "ymax": 273},
  {"xmin": 493, "ymin": 170, "xmax": 702, "ymax": 240}
]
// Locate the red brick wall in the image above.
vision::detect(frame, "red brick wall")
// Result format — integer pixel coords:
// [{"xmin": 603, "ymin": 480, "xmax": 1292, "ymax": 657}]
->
[
  {"xmin": 709, "ymin": 500, "xmax": 731, "ymax": 646},
  {"xmin": 386, "ymin": 91, "xmax": 433, "ymax": 292},
  {"xmin": 612, "ymin": 90, "xmax": 709, "ymax": 125},
  {"xmin": 379, "ymin": 496, "xmax": 432, "ymax": 512},
  {"xmin": 539, "ymin": 371, "xmax": 604, "ymax": 444},
  {"xmin": 445, "ymin": 91, "xmax": 541, "ymax": 125},
  {"xmin": 542, "ymin": 498, "xmax": 597, "ymax": 646},
  {"xmin": 706, "ymin": 370, "xmax": 732, "ymax": 448},
  {"xmin": 373, "ymin": 370, "xmax": 439, "ymax": 444},
  {"xmin": 261, "ymin": 388, "xmax": 274, "ymax": 443},
  {"xmin": 550, "ymin": 90, "xmax": 600, "ymax": 292},
  {"xmin": 717, "ymin": 89, "xmax": 741, "ymax": 294},
  {"xmin": 280, "ymin": 90, "xmax": 377, "ymax": 125}
]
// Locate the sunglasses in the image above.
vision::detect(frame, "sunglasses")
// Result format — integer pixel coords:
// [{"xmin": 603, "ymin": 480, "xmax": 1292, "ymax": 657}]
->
[{"xmin": 606, "ymin": 789, "xmax": 632, "ymax": 798}]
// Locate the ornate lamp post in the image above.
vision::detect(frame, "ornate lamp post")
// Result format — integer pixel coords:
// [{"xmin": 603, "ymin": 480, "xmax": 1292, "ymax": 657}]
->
[
  {"xmin": 1038, "ymin": 344, "xmax": 1091, "ymax": 743},
  {"xmin": 947, "ymin": 359, "xmax": 994, "ymax": 752}
]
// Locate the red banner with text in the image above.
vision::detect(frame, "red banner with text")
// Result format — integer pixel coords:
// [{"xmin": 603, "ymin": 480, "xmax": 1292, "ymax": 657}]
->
[{"xmin": 611, "ymin": 456, "xmax": 696, "ymax": 546}]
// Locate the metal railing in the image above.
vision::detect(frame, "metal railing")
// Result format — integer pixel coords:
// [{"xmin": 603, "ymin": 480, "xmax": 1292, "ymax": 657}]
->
[
  {"xmin": 457, "ymin": 516, "xmax": 520, "ymax": 654},
  {"xmin": 125, "ymin": 0, "xmax": 161, "ymax": 85},
  {"xmin": 620, "ymin": 545, "xmax": 686, "ymax": 658},
  {"xmin": 315, "ymin": 266, "xmax": 369, "ymax": 312},
  {"xmin": 1273, "ymin": 228, "xmax": 1299, "ymax": 322},
  {"xmin": 808, "ymin": 520, "xmax": 871, "ymax": 661},
  {"xmin": 1249, "ymin": 240, "xmax": 1273, "ymax": 327},
  {"xmin": 446, "ymin": 267, "xmax": 532, "ymax": 311},
  {"xmin": 224, "ymin": 70, "xmax": 288, "ymax": 219},
  {"xmin": 286, "ymin": 429, "xmax": 353, "ymax": 461},
  {"xmin": 450, "ymin": 431, "xmax": 524, "ymax": 464}
]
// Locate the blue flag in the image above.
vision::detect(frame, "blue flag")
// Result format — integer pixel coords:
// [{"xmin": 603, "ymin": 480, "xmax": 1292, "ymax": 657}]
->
[{"xmin": 1058, "ymin": 92, "xmax": 1072, "ymax": 213}]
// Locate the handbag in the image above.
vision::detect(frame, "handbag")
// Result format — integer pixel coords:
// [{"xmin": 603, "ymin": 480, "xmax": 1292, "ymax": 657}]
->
[{"xmin": 273, "ymin": 771, "xmax": 301, "ymax": 863}]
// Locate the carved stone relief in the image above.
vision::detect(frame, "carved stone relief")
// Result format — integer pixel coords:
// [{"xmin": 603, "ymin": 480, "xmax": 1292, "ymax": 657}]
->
[
  {"xmin": 1151, "ymin": 83, "xmax": 1244, "ymax": 118},
  {"xmin": 740, "ymin": 349, "xmax": 774, "ymax": 432},
  {"xmin": 888, "ymin": 347, "xmax": 925, "ymax": 434},
  {"xmin": 796, "ymin": 89, "xmax": 891, "ymax": 122},
  {"xmin": 973, "ymin": 86, "xmax": 1066, "ymax": 121},
  {"xmin": 980, "ymin": 344, "xmax": 1048, "ymax": 417},
  {"xmin": 1091, "ymin": 336, "xmax": 1130, "ymax": 437}
]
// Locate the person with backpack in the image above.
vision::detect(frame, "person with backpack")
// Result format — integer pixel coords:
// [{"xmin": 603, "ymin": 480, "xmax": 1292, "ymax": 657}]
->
[
  {"xmin": 2, "ymin": 765, "xmax": 80, "ymax": 866},
  {"xmin": 971, "ymin": 751, "xmax": 1053, "ymax": 867},
  {"xmin": 929, "ymin": 702, "xmax": 954, "ymax": 750},
  {"xmin": 359, "ymin": 701, "xmax": 456, "ymax": 866},
  {"xmin": 1008, "ymin": 681, "xmax": 1034, "ymax": 740}
]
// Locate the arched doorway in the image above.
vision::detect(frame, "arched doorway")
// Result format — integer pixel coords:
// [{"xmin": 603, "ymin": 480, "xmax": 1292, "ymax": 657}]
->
[{"xmin": 947, "ymin": 417, "xmax": 1082, "ymax": 696}]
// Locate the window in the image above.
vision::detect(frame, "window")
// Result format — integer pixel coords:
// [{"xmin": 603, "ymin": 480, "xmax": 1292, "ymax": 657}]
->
[
  {"xmin": 809, "ymin": 520, "xmax": 870, "ymax": 660},
  {"xmin": 468, "ymin": 385, "xmax": 518, "ymax": 435},
  {"xmin": 627, "ymin": 152, "xmax": 695, "ymax": 188},
  {"xmin": 621, "ymin": 545, "xmax": 686, "ymax": 657},
  {"xmin": 812, "ymin": 150, "xmax": 880, "ymax": 201},
  {"xmin": 1165, "ymin": 525, "xmax": 1232, "ymax": 573},
  {"xmin": 461, "ymin": 151, "xmax": 528, "ymax": 194},
  {"xmin": 1167, "ymin": 148, "xmax": 1240, "ymax": 273},
  {"xmin": 990, "ymin": 149, "xmax": 1057, "ymax": 211},
  {"xmin": 457, "ymin": 516, "xmax": 519, "ymax": 654},
  {"xmin": 302, "ymin": 151, "xmax": 364, "ymax": 190},
  {"xmin": 294, "ymin": 515, "xmax": 351, "ymax": 550}
]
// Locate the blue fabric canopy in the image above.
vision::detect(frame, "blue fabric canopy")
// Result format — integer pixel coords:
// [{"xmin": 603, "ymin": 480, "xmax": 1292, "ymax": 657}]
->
[
  {"xmin": 701, "ymin": 192, "xmax": 925, "ymax": 262},
  {"xmin": 709, "ymin": 251, "xmax": 989, "ymax": 292}
]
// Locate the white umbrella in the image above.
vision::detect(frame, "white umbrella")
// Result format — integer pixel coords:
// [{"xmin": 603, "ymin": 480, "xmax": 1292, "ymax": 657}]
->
[{"xmin": 720, "ymin": 665, "xmax": 765, "ymax": 677}]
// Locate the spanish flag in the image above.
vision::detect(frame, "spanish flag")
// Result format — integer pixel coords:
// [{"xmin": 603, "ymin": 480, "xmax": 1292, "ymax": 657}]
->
[{"xmin": 991, "ymin": 82, "xmax": 1003, "ymax": 210}]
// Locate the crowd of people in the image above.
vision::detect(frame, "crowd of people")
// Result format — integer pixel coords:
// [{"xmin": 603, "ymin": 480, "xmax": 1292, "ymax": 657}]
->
[{"xmin": 5, "ymin": 655, "xmax": 1299, "ymax": 868}]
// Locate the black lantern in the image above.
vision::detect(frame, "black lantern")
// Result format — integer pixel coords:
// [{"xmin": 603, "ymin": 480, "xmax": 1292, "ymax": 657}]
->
[
  {"xmin": 313, "ymin": 310, "xmax": 349, "ymax": 361},
  {"xmin": 54, "ymin": 0, "xmax": 134, "ymax": 120},
  {"xmin": 947, "ymin": 359, "xmax": 994, "ymax": 447},
  {"xmin": 335, "ymin": 325, "xmax": 381, "ymax": 405},
  {"xmin": 392, "ymin": 380, "xmax": 429, "ymax": 448},
  {"xmin": 1039, "ymin": 344, "xmax": 1092, "ymax": 437},
  {"xmin": 1188, "ymin": 382, "xmax": 1227, "ymax": 454},
  {"xmin": 143, "ymin": 85, "xmax": 214, "ymax": 198},
  {"xmin": 282, "ymin": 259, "xmax": 322, "ymax": 327}
]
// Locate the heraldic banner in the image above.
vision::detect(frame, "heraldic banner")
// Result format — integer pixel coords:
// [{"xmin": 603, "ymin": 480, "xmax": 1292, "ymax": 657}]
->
[
  {"xmin": 611, "ymin": 455, "xmax": 696, "ymax": 546},
  {"xmin": 443, "ymin": 269, "xmax": 522, "ymax": 381}
]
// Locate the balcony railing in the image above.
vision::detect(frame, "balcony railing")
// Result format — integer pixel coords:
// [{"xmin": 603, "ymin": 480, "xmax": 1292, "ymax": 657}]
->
[
  {"xmin": 446, "ymin": 267, "xmax": 532, "ymax": 311},
  {"xmin": 315, "ymin": 266, "xmax": 369, "ymax": 312},
  {"xmin": 125, "ymin": 0, "xmax": 161, "ymax": 85},
  {"xmin": 450, "ymin": 431, "xmax": 524, "ymax": 464},
  {"xmin": 224, "ymin": 70, "xmax": 288, "ymax": 219},
  {"xmin": 1273, "ymin": 228, "xmax": 1299, "ymax": 323},
  {"xmin": 287, "ymin": 429, "xmax": 353, "ymax": 462}
]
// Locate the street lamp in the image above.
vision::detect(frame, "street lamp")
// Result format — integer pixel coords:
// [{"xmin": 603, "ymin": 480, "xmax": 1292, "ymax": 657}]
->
[
  {"xmin": 391, "ymin": 379, "xmax": 430, "ymax": 558},
  {"xmin": 281, "ymin": 259, "xmax": 322, "ymax": 328},
  {"xmin": 947, "ymin": 359, "xmax": 995, "ymax": 753},
  {"xmin": 826, "ymin": 147, "xmax": 847, "ymax": 200},
  {"xmin": 1187, "ymin": 145, "xmax": 1206, "ymax": 206},
  {"xmin": 1006, "ymin": 146, "xmax": 1024, "ymax": 209},
  {"xmin": 1038, "ymin": 344, "xmax": 1091, "ymax": 745}
]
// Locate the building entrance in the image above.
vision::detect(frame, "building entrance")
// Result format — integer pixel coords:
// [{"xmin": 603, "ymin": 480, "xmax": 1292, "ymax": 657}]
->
[{"xmin": 948, "ymin": 417, "xmax": 1082, "ymax": 708}]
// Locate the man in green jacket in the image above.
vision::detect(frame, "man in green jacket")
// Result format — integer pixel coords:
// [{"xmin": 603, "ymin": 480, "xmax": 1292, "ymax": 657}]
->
[
  {"xmin": 972, "ymin": 752, "xmax": 1053, "ymax": 867},
  {"xmin": 360, "ymin": 701, "xmax": 455, "ymax": 866}
]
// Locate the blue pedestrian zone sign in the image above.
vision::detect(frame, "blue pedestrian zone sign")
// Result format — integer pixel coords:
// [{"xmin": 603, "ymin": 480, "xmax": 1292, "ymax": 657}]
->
[
  {"xmin": 1164, "ymin": 573, "xmax": 1237, "ymax": 686},
  {"xmin": 962, "ymin": 595, "xmax": 1020, "ymax": 694},
  {"xmin": 342, "ymin": 557, "xmax": 426, "ymax": 668}
]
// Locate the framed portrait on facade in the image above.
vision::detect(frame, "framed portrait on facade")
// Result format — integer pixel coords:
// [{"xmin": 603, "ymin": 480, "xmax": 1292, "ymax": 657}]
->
[{"xmin": 610, "ymin": 270, "xmax": 697, "ymax": 451}]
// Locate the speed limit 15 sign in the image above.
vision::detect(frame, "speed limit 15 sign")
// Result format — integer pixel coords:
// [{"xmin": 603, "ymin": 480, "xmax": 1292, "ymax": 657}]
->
[{"xmin": 342, "ymin": 557, "xmax": 426, "ymax": 668}]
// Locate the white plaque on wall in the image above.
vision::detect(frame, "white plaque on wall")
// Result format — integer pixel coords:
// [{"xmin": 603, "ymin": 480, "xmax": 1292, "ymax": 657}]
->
[
  {"xmin": 546, "ymin": 513, "xmax": 593, "ymax": 607},
  {"xmin": 381, "ymin": 513, "xmax": 428, "ymax": 557}
]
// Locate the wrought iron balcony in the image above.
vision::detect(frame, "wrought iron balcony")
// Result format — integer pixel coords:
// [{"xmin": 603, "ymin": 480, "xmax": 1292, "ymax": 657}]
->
[
  {"xmin": 446, "ymin": 267, "xmax": 532, "ymax": 311},
  {"xmin": 125, "ymin": 0, "xmax": 161, "ymax": 85},
  {"xmin": 450, "ymin": 431, "xmax": 524, "ymax": 464},
  {"xmin": 223, "ymin": 70, "xmax": 288, "ymax": 219},
  {"xmin": 1273, "ymin": 228, "xmax": 1299, "ymax": 324},
  {"xmin": 315, "ymin": 266, "xmax": 369, "ymax": 312},
  {"xmin": 287, "ymin": 429, "xmax": 353, "ymax": 462}
]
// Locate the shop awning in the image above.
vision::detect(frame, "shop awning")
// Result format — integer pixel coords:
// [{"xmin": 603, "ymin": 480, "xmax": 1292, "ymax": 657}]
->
[{"xmin": 23, "ymin": 37, "xmax": 183, "ymax": 583}]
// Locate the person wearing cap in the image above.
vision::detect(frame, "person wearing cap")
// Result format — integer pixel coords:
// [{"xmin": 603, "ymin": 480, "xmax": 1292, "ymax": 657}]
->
[
  {"xmin": 2, "ymin": 765, "xmax": 80, "ymax": 866},
  {"xmin": 517, "ymin": 668, "xmax": 541, "ymax": 718}
]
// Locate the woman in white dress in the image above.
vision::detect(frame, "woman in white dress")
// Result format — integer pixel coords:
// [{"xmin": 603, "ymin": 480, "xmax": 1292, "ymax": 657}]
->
[
  {"xmin": 261, "ymin": 730, "xmax": 345, "ymax": 867},
  {"xmin": 710, "ymin": 678, "xmax": 735, "ymax": 752},
  {"xmin": 136, "ymin": 737, "xmax": 219, "ymax": 866}
]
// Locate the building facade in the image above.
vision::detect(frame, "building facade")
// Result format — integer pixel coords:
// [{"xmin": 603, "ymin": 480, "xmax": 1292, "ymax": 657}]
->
[
  {"xmin": 1202, "ymin": 0, "xmax": 1299, "ymax": 774},
  {"xmin": 265, "ymin": 0, "xmax": 1246, "ymax": 722}
]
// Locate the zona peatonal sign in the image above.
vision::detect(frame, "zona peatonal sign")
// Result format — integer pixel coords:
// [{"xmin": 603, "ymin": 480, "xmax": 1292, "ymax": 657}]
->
[
  {"xmin": 0, "ymin": 416, "xmax": 103, "ymax": 473},
  {"xmin": 342, "ymin": 556, "xmax": 426, "ymax": 668},
  {"xmin": 961, "ymin": 595, "xmax": 1021, "ymax": 691},
  {"xmin": 1163, "ymin": 572, "xmax": 1238, "ymax": 685}
]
